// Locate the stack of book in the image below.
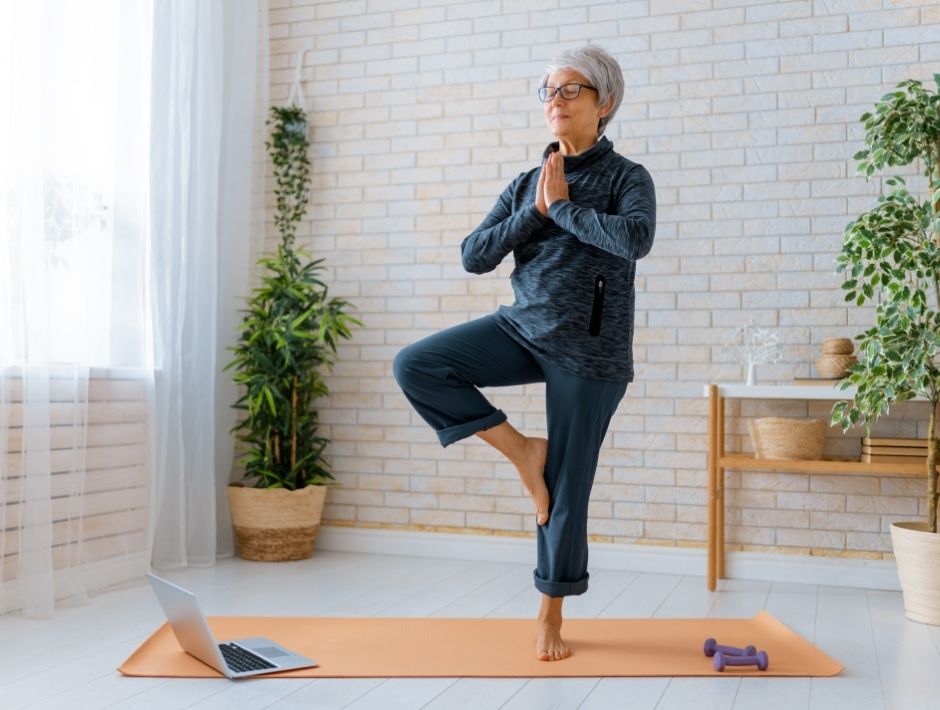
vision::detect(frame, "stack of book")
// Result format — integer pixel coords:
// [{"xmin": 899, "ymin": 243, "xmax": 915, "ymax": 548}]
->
[{"xmin": 861, "ymin": 437, "xmax": 928, "ymax": 463}]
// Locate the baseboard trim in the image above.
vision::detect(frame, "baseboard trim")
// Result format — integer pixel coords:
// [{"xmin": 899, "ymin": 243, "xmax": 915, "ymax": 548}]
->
[{"xmin": 316, "ymin": 525, "xmax": 901, "ymax": 591}]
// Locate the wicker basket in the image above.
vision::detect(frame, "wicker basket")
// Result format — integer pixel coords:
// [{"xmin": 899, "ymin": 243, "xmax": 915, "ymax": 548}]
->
[
  {"xmin": 815, "ymin": 353, "xmax": 857, "ymax": 378},
  {"xmin": 822, "ymin": 337, "xmax": 854, "ymax": 355},
  {"xmin": 748, "ymin": 417, "xmax": 827, "ymax": 461},
  {"xmin": 228, "ymin": 484, "xmax": 328, "ymax": 561}
]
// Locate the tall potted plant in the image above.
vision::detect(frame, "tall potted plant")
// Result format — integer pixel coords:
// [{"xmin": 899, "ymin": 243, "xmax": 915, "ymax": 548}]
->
[
  {"xmin": 832, "ymin": 75, "xmax": 940, "ymax": 624},
  {"xmin": 226, "ymin": 105, "xmax": 361, "ymax": 561}
]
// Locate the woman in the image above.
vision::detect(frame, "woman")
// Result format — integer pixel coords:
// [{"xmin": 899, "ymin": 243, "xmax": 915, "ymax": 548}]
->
[{"xmin": 393, "ymin": 44, "xmax": 656, "ymax": 661}]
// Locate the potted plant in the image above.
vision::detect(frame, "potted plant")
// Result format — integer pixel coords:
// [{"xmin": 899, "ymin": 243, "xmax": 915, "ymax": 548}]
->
[
  {"xmin": 225, "ymin": 104, "xmax": 362, "ymax": 561},
  {"xmin": 832, "ymin": 75, "xmax": 940, "ymax": 624}
]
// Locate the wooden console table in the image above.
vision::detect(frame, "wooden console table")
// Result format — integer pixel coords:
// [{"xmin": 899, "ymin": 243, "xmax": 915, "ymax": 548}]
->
[{"xmin": 705, "ymin": 383, "xmax": 929, "ymax": 591}]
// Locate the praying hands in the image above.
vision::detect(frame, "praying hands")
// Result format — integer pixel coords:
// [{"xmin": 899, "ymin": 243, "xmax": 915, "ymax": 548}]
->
[{"xmin": 535, "ymin": 151, "xmax": 569, "ymax": 217}]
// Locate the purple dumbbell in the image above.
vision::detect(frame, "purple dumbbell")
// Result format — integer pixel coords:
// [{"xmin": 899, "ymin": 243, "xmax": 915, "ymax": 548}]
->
[
  {"xmin": 703, "ymin": 638, "xmax": 757, "ymax": 657},
  {"xmin": 713, "ymin": 650, "xmax": 769, "ymax": 672}
]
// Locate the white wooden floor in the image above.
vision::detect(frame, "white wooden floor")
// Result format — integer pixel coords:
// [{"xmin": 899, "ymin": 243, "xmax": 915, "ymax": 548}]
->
[{"xmin": 2, "ymin": 550, "xmax": 939, "ymax": 710}]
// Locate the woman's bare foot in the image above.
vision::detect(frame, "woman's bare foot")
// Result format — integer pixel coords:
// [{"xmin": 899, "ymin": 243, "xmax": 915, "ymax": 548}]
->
[
  {"xmin": 519, "ymin": 437, "xmax": 550, "ymax": 525},
  {"xmin": 474, "ymin": 423, "xmax": 550, "ymax": 526},
  {"xmin": 536, "ymin": 596, "xmax": 570, "ymax": 661}
]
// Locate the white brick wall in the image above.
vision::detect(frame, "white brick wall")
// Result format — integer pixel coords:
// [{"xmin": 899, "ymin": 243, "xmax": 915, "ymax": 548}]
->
[{"xmin": 267, "ymin": 0, "xmax": 938, "ymax": 559}]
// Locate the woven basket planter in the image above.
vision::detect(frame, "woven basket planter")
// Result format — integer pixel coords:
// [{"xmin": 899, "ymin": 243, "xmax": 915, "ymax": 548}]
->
[
  {"xmin": 748, "ymin": 417, "xmax": 827, "ymax": 461},
  {"xmin": 815, "ymin": 353, "xmax": 857, "ymax": 378},
  {"xmin": 890, "ymin": 522, "xmax": 940, "ymax": 625},
  {"xmin": 821, "ymin": 337, "xmax": 854, "ymax": 355},
  {"xmin": 228, "ymin": 484, "xmax": 328, "ymax": 562}
]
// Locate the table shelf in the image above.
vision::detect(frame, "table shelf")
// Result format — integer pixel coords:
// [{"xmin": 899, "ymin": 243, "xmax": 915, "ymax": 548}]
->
[
  {"xmin": 718, "ymin": 452, "xmax": 930, "ymax": 477},
  {"xmin": 706, "ymin": 382, "xmax": 933, "ymax": 591}
]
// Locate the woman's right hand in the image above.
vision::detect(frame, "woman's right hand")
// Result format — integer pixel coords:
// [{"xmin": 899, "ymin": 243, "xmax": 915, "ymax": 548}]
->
[{"xmin": 535, "ymin": 161, "xmax": 548, "ymax": 217}]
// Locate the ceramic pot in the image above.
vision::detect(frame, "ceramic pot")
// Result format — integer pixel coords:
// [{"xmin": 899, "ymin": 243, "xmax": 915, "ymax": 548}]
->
[{"xmin": 890, "ymin": 522, "xmax": 940, "ymax": 625}]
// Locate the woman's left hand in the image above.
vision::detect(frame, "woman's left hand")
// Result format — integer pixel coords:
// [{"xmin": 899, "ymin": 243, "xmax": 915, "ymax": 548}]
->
[{"xmin": 543, "ymin": 152, "xmax": 569, "ymax": 208}]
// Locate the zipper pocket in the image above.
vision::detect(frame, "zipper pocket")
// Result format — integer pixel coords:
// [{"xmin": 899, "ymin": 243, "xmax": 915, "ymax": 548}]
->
[{"xmin": 588, "ymin": 274, "xmax": 605, "ymax": 337}]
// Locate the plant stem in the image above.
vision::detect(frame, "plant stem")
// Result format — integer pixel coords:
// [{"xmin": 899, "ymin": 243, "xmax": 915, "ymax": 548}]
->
[
  {"xmin": 291, "ymin": 377, "xmax": 298, "ymax": 484},
  {"xmin": 927, "ymin": 157, "xmax": 939, "ymax": 533},
  {"xmin": 929, "ymin": 401, "xmax": 938, "ymax": 533}
]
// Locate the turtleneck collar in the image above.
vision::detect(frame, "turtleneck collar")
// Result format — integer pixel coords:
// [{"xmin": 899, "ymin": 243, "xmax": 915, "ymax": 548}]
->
[{"xmin": 542, "ymin": 135, "xmax": 613, "ymax": 171}]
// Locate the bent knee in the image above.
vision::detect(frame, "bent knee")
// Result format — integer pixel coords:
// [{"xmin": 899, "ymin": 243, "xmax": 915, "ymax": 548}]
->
[
  {"xmin": 392, "ymin": 347, "xmax": 409, "ymax": 385},
  {"xmin": 392, "ymin": 345, "xmax": 420, "ymax": 387}
]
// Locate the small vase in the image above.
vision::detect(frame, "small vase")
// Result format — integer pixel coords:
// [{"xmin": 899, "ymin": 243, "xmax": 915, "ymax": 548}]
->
[{"xmin": 746, "ymin": 362, "xmax": 756, "ymax": 386}]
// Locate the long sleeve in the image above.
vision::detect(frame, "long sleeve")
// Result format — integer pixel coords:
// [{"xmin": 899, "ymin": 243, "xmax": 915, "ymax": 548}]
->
[
  {"xmin": 546, "ymin": 165, "xmax": 656, "ymax": 261},
  {"xmin": 460, "ymin": 178, "xmax": 549, "ymax": 274}
]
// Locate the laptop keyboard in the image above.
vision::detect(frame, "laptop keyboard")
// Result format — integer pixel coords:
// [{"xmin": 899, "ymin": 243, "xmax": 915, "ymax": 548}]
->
[{"xmin": 219, "ymin": 643, "xmax": 277, "ymax": 673}]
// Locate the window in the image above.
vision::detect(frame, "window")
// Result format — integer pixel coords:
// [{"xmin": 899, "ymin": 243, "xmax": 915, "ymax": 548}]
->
[{"xmin": 0, "ymin": 0, "xmax": 152, "ymax": 367}]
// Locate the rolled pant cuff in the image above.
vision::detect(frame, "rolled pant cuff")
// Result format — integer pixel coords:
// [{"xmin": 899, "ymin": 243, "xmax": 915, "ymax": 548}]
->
[
  {"xmin": 437, "ymin": 409, "xmax": 508, "ymax": 448},
  {"xmin": 533, "ymin": 571, "xmax": 589, "ymax": 597}
]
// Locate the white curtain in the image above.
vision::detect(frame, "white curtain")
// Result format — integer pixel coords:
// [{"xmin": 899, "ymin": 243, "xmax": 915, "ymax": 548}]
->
[
  {"xmin": 148, "ymin": 0, "xmax": 268, "ymax": 569},
  {"xmin": 0, "ymin": 0, "xmax": 269, "ymax": 614},
  {"xmin": 0, "ymin": 0, "xmax": 152, "ymax": 617}
]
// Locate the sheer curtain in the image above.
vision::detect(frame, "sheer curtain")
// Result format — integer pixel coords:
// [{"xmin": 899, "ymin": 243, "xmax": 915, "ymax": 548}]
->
[
  {"xmin": 148, "ymin": 0, "xmax": 268, "ymax": 569},
  {"xmin": 0, "ymin": 0, "xmax": 152, "ymax": 617},
  {"xmin": 1, "ymin": 0, "xmax": 269, "ymax": 615}
]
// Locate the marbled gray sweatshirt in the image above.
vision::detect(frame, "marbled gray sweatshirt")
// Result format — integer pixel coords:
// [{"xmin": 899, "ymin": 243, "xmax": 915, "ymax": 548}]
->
[{"xmin": 460, "ymin": 136, "xmax": 656, "ymax": 382}]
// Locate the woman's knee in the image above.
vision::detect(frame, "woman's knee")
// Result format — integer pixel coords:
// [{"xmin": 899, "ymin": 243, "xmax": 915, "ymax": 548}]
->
[
  {"xmin": 392, "ymin": 345, "xmax": 414, "ymax": 387},
  {"xmin": 393, "ymin": 343, "xmax": 429, "ymax": 390}
]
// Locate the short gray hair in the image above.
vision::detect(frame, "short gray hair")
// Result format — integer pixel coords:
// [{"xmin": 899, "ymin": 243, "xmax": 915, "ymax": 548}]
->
[{"xmin": 540, "ymin": 44, "xmax": 624, "ymax": 137}]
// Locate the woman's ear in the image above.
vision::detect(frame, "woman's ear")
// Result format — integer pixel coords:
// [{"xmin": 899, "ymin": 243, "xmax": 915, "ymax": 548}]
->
[{"xmin": 599, "ymin": 96, "xmax": 615, "ymax": 118}]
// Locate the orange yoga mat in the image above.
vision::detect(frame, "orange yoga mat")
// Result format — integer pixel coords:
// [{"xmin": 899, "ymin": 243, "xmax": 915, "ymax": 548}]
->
[{"xmin": 118, "ymin": 612, "xmax": 841, "ymax": 678}]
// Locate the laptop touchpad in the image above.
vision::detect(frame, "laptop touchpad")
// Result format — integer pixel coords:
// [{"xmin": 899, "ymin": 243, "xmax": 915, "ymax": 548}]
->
[{"xmin": 255, "ymin": 646, "xmax": 289, "ymax": 658}]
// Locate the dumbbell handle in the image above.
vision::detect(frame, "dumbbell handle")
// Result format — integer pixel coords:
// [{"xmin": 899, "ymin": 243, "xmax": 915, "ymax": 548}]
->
[
  {"xmin": 713, "ymin": 650, "xmax": 769, "ymax": 672},
  {"xmin": 703, "ymin": 638, "xmax": 757, "ymax": 657}
]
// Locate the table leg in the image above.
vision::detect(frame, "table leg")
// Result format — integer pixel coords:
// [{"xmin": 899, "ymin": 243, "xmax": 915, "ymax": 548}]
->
[
  {"xmin": 717, "ymin": 394, "xmax": 725, "ymax": 580},
  {"xmin": 707, "ymin": 384, "xmax": 717, "ymax": 591}
]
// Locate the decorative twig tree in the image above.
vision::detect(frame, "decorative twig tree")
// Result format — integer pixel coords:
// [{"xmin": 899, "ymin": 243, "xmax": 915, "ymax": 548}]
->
[{"xmin": 724, "ymin": 322, "xmax": 781, "ymax": 385}]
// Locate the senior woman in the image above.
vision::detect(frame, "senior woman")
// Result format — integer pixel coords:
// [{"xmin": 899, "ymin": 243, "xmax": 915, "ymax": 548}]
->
[{"xmin": 393, "ymin": 44, "xmax": 656, "ymax": 661}]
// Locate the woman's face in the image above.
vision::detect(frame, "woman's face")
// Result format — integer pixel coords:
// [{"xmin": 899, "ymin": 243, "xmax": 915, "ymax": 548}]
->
[{"xmin": 542, "ymin": 69, "xmax": 610, "ymax": 143}]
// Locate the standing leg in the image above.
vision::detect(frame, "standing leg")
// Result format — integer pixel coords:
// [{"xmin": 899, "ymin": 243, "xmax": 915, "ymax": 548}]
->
[{"xmin": 532, "ymin": 357, "xmax": 628, "ymax": 660}]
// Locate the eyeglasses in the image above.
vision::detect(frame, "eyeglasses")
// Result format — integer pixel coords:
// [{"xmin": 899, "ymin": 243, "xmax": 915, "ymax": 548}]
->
[{"xmin": 538, "ymin": 83, "xmax": 598, "ymax": 102}]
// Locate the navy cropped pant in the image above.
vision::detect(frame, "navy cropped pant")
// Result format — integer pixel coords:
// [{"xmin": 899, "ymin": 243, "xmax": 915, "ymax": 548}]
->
[{"xmin": 392, "ymin": 314, "xmax": 628, "ymax": 598}]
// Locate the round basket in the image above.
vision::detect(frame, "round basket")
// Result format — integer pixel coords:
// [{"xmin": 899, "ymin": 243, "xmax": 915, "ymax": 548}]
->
[
  {"xmin": 748, "ymin": 417, "xmax": 827, "ymax": 461},
  {"xmin": 822, "ymin": 337, "xmax": 854, "ymax": 355},
  {"xmin": 227, "ymin": 484, "xmax": 328, "ymax": 561},
  {"xmin": 815, "ymin": 353, "xmax": 857, "ymax": 378}
]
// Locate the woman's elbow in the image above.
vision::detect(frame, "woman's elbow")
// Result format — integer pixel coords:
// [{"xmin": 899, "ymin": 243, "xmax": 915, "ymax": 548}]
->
[
  {"xmin": 460, "ymin": 246, "xmax": 478, "ymax": 273},
  {"xmin": 633, "ymin": 224, "xmax": 655, "ymax": 260},
  {"xmin": 460, "ymin": 242, "xmax": 492, "ymax": 274},
  {"xmin": 463, "ymin": 259, "xmax": 493, "ymax": 275}
]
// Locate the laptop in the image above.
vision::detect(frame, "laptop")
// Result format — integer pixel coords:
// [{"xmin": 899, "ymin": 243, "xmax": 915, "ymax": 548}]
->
[{"xmin": 147, "ymin": 573, "xmax": 318, "ymax": 678}]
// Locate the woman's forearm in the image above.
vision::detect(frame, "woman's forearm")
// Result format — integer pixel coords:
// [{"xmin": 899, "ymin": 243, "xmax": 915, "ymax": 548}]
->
[
  {"xmin": 547, "ymin": 200, "xmax": 655, "ymax": 261},
  {"xmin": 461, "ymin": 203, "xmax": 548, "ymax": 274}
]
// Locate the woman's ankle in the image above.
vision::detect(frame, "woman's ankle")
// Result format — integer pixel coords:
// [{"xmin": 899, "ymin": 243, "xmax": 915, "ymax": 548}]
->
[
  {"xmin": 539, "ymin": 594, "xmax": 564, "ymax": 621},
  {"xmin": 475, "ymin": 421, "xmax": 528, "ymax": 466}
]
